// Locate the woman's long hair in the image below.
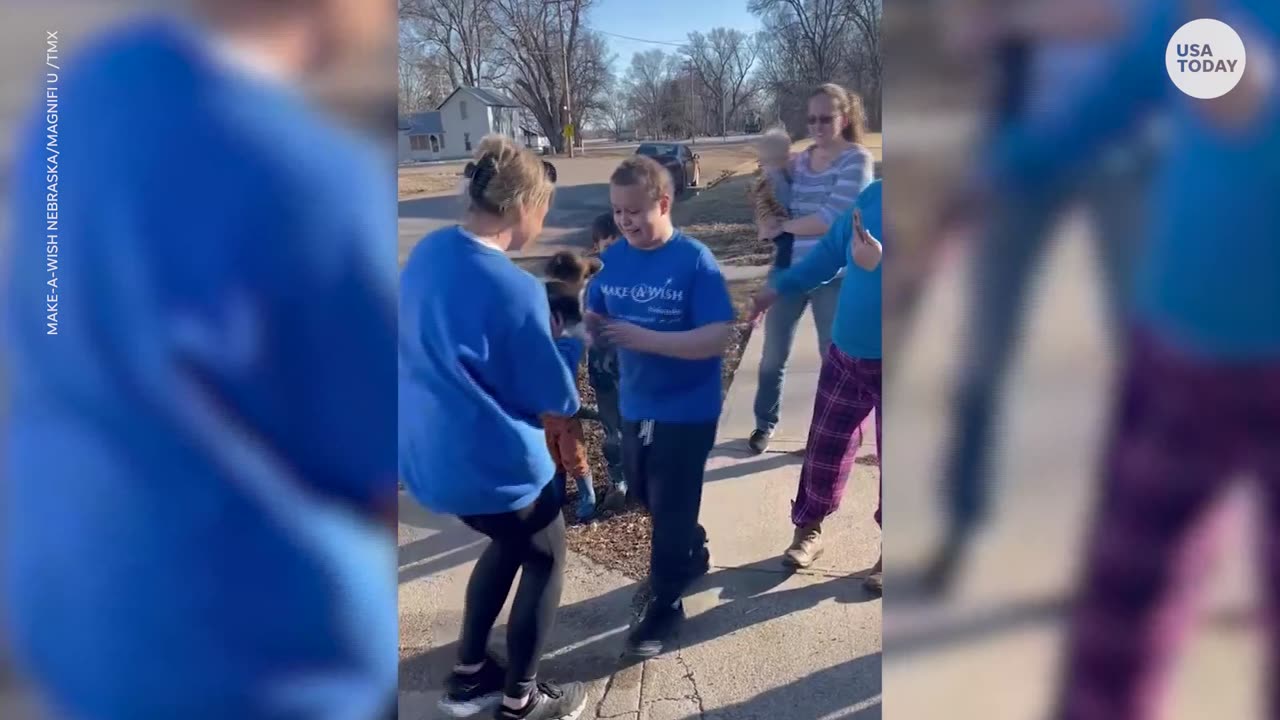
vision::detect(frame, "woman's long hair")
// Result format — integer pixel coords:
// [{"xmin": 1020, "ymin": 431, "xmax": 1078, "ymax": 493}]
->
[{"xmin": 810, "ymin": 83, "xmax": 867, "ymax": 145}]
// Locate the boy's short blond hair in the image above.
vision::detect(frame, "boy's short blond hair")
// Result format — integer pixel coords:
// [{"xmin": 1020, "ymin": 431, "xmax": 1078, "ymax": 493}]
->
[{"xmin": 610, "ymin": 156, "xmax": 673, "ymax": 203}]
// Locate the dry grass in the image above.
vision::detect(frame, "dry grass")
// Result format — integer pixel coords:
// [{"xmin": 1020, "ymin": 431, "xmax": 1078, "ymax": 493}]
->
[{"xmin": 398, "ymin": 169, "xmax": 462, "ymax": 199}]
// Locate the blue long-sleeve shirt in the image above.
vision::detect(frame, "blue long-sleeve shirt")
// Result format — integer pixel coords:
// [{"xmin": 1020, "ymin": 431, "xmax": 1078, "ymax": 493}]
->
[
  {"xmin": 989, "ymin": 1, "xmax": 1280, "ymax": 359},
  {"xmin": 399, "ymin": 226, "xmax": 579, "ymax": 516},
  {"xmin": 4, "ymin": 18, "xmax": 397, "ymax": 719},
  {"xmin": 771, "ymin": 180, "xmax": 883, "ymax": 360}
]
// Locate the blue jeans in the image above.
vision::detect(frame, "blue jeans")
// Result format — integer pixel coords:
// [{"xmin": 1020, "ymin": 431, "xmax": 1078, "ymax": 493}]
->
[
  {"xmin": 943, "ymin": 144, "xmax": 1153, "ymax": 537},
  {"xmin": 753, "ymin": 275, "xmax": 843, "ymax": 433}
]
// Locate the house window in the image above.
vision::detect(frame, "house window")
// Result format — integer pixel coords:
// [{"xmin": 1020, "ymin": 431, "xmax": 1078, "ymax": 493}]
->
[
  {"xmin": 429, "ymin": 135, "xmax": 439, "ymax": 153},
  {"xmin": 410, "ymin": 134, "xmax": 429, "ymax": 151},
  {"xmin": 460, "ymin": 100, "xmax": 468, "ymax": 120},
  {"xmin": 464, "ymin": 133, "xmax": 472, "ymax": 151}
]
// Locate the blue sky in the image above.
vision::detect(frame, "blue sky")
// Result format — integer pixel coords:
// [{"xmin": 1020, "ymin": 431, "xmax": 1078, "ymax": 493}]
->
[{"xmin": 588, "ymin": 0, "xmax": 761, "ymax": 73}]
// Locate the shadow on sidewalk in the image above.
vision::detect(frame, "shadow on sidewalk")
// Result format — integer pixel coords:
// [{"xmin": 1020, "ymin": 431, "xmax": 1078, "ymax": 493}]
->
[
  {"xmin": 398, "ymin": 495, "xmax": 487, "ymax": 585},
  {"xmin": 703, "ymin": 445, "xmax": 804, "ymax": 484},
  {"xmin": 399, "ymin": 556, "xmax": 878, "ymax": 694},
  {"xmin": 673, "ymin": 652, "xmax": 882, "ymax": 720}
]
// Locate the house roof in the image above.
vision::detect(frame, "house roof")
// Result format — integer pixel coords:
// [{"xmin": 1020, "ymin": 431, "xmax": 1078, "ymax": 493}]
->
[
  {"xmin": 437, "ymin": 86, "xmax": 520, "ymax": 110},
  {"xmin": 402, "ymin": 111, "xmax": 444, "ymax": 135}
]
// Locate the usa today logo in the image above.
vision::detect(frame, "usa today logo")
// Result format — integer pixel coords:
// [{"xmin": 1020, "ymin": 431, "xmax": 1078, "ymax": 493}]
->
[{"xmin": 1166, "ymin": 18, "xmax": 1247, "ymax": 99}]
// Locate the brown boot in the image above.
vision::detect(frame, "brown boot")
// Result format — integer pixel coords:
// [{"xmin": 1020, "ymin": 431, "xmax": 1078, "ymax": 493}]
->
[{"xmin": 783, "ymin": 522, "xmax": 823, "ymax": 568}]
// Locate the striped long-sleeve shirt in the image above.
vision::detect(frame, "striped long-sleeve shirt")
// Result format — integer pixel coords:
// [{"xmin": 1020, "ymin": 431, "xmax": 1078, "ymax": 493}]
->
[{"xmin": 788, "ymin": 144, "xmax": 875, "ymax": 261}]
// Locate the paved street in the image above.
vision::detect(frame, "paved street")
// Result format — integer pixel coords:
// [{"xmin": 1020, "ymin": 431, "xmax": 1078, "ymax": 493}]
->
[
  {"xmin": 398, "ymin": 311, "xmax": 883, "ymax": 719},
  {"xmin": 398, "ymin": 154, "xmax": 624, "ymax": 261}
]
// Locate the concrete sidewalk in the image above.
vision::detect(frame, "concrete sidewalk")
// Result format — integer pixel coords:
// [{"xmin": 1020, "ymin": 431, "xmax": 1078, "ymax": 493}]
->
[{"xmin": 398, "ymin": 316, "xmax": 882, "ymax": 718}]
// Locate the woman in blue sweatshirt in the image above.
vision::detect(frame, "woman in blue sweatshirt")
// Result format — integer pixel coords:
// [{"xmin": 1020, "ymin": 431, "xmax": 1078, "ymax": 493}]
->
[
  {"xmin": 751, "ymin": 180, "xmax": 885, "ymax": 593},
  {"xmin": 980, "ymin": 2, "xmax": 1280, "ymax": 716},
  {"xmin": 399, "ymin": 136, "xmax": 587, "ymax": 720}
]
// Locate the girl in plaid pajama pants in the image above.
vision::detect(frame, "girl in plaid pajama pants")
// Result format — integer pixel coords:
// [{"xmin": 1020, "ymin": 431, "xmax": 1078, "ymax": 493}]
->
[
  {"xmin": 984, "ymin": 2, "xmax": 1280, "ymax": 715},
  {"xmin": 751, "ymin": 180, "xmax": 885, "ymax": 593}
]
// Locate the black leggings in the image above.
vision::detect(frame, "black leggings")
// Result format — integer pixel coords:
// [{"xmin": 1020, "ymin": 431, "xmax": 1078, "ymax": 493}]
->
[
  {"xmin": 458, "ymin": 481, "xmax": 566, "ymax": 698},
  {"xmin": 622, "ymin": 419, "xmax": 717, "ymax": 607}
]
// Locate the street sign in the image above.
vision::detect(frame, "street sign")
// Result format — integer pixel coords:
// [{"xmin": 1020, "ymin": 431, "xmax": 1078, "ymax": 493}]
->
[{"xmin": 562, "ymin": 123, "xmax": 574, "ymax": 139}]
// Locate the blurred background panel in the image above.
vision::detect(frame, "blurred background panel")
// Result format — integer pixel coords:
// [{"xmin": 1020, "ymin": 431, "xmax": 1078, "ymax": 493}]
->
[
  {"xmin": 0, "ymin": 1, "xmax": 398, "ymax": 718},
  {"xmin": 883, "ymin": 0, "xmax": 1264, "ymax": 718}
]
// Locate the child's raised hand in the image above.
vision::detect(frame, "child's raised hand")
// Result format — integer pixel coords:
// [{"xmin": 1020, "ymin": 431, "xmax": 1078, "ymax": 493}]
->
[{"xmin": 851, "ymin": 209, "xmax": 882, "ymax": 272}]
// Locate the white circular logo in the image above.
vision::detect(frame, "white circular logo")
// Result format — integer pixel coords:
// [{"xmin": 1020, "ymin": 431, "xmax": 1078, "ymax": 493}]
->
[{"xmin": 1166, "ymin": 19, "xmax": 1247, "ymax": 99}]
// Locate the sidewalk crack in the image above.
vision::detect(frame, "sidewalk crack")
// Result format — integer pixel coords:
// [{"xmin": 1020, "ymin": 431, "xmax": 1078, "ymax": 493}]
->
[{"xmin": 675, "ymin": 651, "xmax": 707, "ymax": 718}]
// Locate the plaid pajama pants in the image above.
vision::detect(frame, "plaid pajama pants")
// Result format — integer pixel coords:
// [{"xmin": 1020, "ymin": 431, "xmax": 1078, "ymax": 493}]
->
[
  {"xmin": 791, "ymin": 344, "xmax": 882, "ymax": 528},
  {"xmin": 1055, "ymin": 329, "xmax": 1280, "ymax": 720}
]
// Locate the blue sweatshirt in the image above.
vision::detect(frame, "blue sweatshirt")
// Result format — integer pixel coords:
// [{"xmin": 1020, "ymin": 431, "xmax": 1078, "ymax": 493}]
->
[
  {"xmin": 556, "ymin": 335, "xmax": 586, "ymax": 373},
  {"xmin": 4, "ymin": 19, "xmax": 396, "ymax": 719},
  {"xmin": 989, "ymin": 1, "xmax": 1280, "ymax": 359},
  {"xmin": 772, "ymin": 180, "xmax": 883, "ymax": 360},
  {"xmin": 400, "ymin": 226, "xmax": 579, "ymax": 516},
  {"xmin": 587, "ymin": 232, "xmax": 735, "ymax": 423}
]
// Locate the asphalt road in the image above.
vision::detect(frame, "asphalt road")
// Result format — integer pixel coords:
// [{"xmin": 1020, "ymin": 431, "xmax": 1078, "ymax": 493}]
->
[{"xmin": 398, "ymin": 154, "xmax": 628, "ymax": 260}]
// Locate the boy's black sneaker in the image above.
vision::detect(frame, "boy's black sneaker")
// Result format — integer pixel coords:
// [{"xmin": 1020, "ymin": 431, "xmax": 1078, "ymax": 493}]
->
[
  {"xmin": 747, "ymin": 429, "xmax": 771, "ymax": 455},
  {"xmin": 438, "ymin": 656, "xmax": 506, "ymax": 717},
  {"xmin": 624, "ymin": 599, "xmax": 685, "ymax": 659},
  {"xmin": 493, "ymin": 681, "xmax": 588, "ymax": 720}
]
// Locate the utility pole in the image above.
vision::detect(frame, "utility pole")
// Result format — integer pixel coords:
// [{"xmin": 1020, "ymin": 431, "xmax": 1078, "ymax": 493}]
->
[{"xmin": 551, "ymin": 0, "xmax": 575, "ymax": 157}]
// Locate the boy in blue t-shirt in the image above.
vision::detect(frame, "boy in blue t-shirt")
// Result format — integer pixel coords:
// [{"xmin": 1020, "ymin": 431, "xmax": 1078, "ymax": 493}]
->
[{"xmin": 586, "ymin": 157, "xmax": 736, "ymax": 658}]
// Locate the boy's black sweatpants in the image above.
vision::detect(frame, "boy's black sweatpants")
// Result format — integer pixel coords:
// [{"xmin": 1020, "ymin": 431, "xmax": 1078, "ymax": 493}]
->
[{"xmin": 621, "ymin": 419, "xmax": 717, "ymax": 607}]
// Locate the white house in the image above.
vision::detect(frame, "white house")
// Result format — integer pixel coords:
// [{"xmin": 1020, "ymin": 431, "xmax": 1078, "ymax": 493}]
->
[
  {"xmin": 398, "ymin": 111, "xmax": 446, "ymax": 163},
  {"xmin": 398, "ymin": 87, "xmax": 551, "ymax": 163}
]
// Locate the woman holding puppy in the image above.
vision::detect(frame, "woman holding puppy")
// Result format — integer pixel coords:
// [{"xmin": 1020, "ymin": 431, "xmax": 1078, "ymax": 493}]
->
[
  {"xmin": 750, "ymin": 84, "xmax": 876, "ymax": 455},
  {"xmin": 400, "ymin": 135, "xmax": 588, "ymax": 720}
]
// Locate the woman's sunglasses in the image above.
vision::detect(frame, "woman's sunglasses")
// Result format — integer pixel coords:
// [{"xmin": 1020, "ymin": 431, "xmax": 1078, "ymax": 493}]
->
[{"xmin": 807, "ymin": 115, "xmax": 836, "ymax": 126}]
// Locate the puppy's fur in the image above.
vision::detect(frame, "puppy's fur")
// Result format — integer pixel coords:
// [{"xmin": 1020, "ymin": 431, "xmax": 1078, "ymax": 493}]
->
[
  {"xmin": 545, "ymin": 251, "xmax": 603, "ymax": 296},
  {"xmin": 749, "ymin": 128, "xmax": 793, "ymax": 226}
]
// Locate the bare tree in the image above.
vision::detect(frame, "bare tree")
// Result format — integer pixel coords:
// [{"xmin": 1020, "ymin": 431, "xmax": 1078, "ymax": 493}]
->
[
  {"xmin": 398, "ymin": 38, "xmax": 451, "ymax": 113},
  {"xmin": 624, "ymin": 49, "xmax": 682, "ymax": 139},
  {"xmin": 488, "ymin": 0, "xmax": 610, "ymax": 153},
  {"xmin": 601, "ymin": 98, "xmax": 633, "ymax": 139},
  {"xmin": 400, "ymin": 0, "xmax": 501, "ymax": 87},
  {"xmin": 749, "ymin": 0, "xmax": 853, "ymax": 83},
  {"xmin": 750, "ymin": 0, "xmax": 882, "ymax": 133},
  {"xmin": 684, "ymin": 28, "xmax": 759, "ymax": 136}
]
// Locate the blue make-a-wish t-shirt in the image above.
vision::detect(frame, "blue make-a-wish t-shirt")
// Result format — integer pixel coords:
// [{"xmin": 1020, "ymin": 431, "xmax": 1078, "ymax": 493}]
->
[
  {"xmin": 587, "ymin": 232, "xmax": 735, "ymax": 423},
  {"xmin": 399, "ymin": 226, "xmax": 580, "ymax": 517},
  {"xmin": 3, "ymin": 18, "xmax": 397, "ymax": 720}
]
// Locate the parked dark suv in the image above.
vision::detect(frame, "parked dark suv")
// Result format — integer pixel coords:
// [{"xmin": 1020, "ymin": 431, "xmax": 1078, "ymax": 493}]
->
[{"xmin": 635, "ymin": 142, "xmax": 700, "ymax": 197}]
